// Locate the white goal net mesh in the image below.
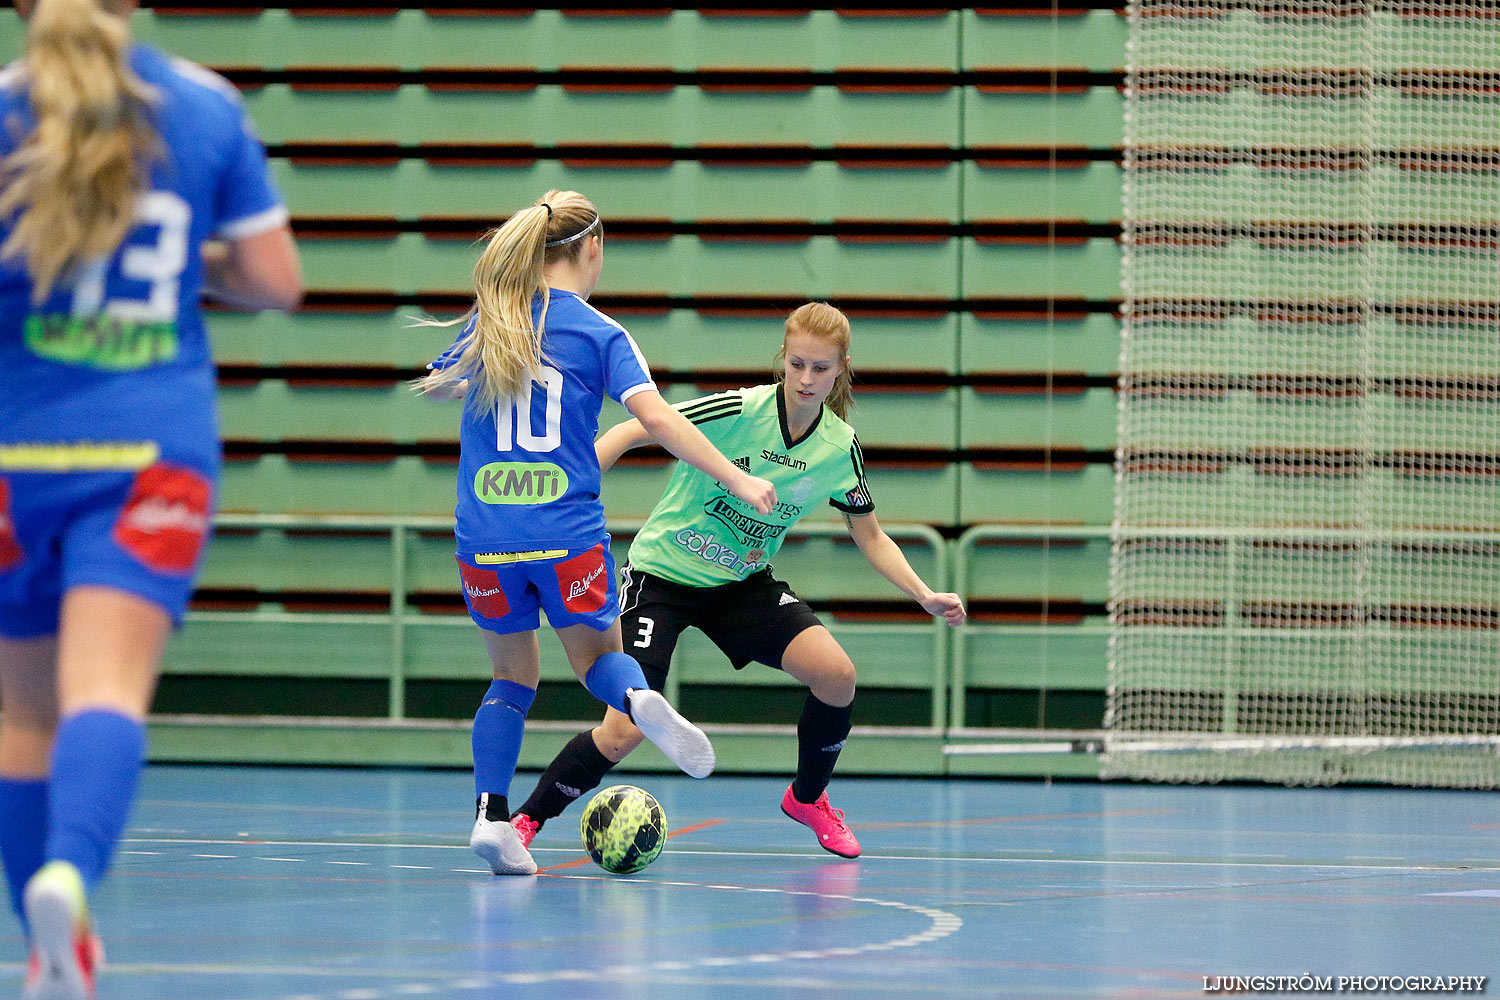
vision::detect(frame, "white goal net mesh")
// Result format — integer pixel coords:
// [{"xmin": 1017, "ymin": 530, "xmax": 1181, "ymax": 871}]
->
[{"xmin": 1108, "ymin": 1, "xmax": 1500, "ymax": 785}]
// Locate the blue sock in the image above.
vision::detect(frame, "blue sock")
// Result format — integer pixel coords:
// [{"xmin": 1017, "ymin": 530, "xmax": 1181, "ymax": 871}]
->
[
  {"xmin": 45, "ymin": 709, "xmax": 146, "ymax": 893},
  {"xmin": 582, "ymin": 651, "xmax": 649, "ymax": 715},
  {"xmin": 472, "ymin": 679, "xmax": 536, "ymax": 802},
  {"xmin": 0, "ymin": 776, "xmax": 48, "ymax": 930}
]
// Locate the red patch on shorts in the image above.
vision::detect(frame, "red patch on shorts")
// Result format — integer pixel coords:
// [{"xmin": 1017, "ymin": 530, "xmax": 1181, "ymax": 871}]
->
[
  {"xmin": 458, "ymin": 562, "xmax": 511, "ymax": 619},
  {"xmin": 112, "ymin": 463, "xmax": 212, "ymax": 575},
  {"xmin": 555, "ymin": 544, "xmax": 608, "ymax": 614},
  {"xmin": 0, "ymin": 479, "xmax": 23, "ymax": 571}
]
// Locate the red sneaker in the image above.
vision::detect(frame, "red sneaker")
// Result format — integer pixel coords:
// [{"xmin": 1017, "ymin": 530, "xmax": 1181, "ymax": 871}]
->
[
  {"xmin": 510, "ymin": 812, "xmax": 541, "ymax": 849},
  {"xmin": 780, "ymin": 784, "xmax": 862, "ymax": 858},
  {"xmin": 23, "ymin": 861, "xmax": 102, "ymax": 1000}
]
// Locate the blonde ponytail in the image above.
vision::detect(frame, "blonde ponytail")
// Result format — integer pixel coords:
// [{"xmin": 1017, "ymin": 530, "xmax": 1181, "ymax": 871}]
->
[
  {"xmin": 419, "ymin": 189, "xmax": 601, "ymax": 415},
  {"xmin": 0, "ymin": 0, "xmax": 158, "ymax": 302},
  {"xmin": 777, "ymin": 302, "xmax": 855, "ymax": 421}
]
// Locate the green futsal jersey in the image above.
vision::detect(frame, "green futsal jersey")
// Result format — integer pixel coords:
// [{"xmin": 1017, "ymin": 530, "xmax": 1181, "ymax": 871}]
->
[{"xmin": 626, "ymin": 383, "xmax": 874, "ymax": 587}]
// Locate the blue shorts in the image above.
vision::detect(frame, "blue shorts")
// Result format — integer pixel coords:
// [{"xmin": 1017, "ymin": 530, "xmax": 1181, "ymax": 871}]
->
[
  {"xmin": 0, "ymin": 463, "xmax": 215, "ymax": 639},
  {"xmin": 456, "ymin": 538, "xmax": 618, "ymax": 635}
]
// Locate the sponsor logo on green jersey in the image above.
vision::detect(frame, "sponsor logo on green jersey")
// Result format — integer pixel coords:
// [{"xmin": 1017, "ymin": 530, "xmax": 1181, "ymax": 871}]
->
[{"xmin": 705, "ymin": 496, "xmax": 786, "ymax": 545}]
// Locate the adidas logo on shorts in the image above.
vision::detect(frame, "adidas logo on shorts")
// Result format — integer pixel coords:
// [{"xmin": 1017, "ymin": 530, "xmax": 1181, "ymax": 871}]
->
[{"xmin": 778, "ymin": 593, "xmax": 799, "ymax": 606}]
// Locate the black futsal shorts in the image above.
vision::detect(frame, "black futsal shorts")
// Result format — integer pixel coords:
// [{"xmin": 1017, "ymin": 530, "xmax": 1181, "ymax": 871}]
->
[{"xmin": 616, "ymin": 563, "xmax": 824, "ymax": 690}]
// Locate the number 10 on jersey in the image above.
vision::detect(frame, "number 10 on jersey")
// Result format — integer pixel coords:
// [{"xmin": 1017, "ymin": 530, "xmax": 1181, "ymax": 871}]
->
[{"xmin": 496, "ymin": 366, "xmax": 563, "ymax": 452}]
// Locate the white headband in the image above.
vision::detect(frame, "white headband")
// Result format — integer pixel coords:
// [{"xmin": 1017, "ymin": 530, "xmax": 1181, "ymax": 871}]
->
[{"xmin": 545, "ymin": 215, "xmax": 600, "ymax": 248}]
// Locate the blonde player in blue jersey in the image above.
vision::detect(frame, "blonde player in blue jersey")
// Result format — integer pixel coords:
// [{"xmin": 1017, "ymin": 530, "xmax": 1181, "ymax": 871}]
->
[
  {"xmin": 509, "ymin": 302, "xmax": 967, "ymax": 858},
  {"xmin": 420, "ymin": 189, "xmax": 777, "ymax": 876},
  {"xmin": 0, "ymin": 0, "xmax": 302, "ymax": 996}
]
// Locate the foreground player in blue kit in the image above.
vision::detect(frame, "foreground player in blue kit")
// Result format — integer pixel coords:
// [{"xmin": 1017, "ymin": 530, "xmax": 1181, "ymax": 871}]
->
[
  {"xmin": 420, "ymin": 189, "xmax": 776, "ymax": 876},
  {"xmin": 510, "ymin": 303, "xmax": 966, "ymax": 859},
  {"xmin": 0, "ymin": 0, "xmax": 302, "ymax": 996}
]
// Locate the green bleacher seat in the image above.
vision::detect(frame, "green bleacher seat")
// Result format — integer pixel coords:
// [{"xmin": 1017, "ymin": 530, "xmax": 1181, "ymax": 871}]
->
[
  {"xmin": 965, "ymin": 86, "xmax": 1123, "ymax": 148},
  {"xmin": 198, "ymin": 528, "xmax": 396, "ymax": 594},
  {"xmin": 965, "ymin": 9, "xmax": 1126, "ymax": 73},
  {"xmin": 963, "ymin": 238, "xmax": 1123, "ymax": 300},
  {"xmin": 219, "ymin": 456, "xmax": 459, "ymax": 518},
  {"xmin": 959, "ymin": 386, "xmax": 1117, "ymax": 450},
  {"xmin": 959, "ymin": 462, "xmax": 1116, "ymax": 525},
  {"xmin": 209, "ymin": 310, "xmax": 452, "ymax": 369},
  {"xmin": 957, "ymin": 626, "xmax": 1109, "ymax": 693},
  {"xmin": 295, "ymin": 233, "xmax": 962, "ymax": 300},
  {"xmin": 965, "ymin": 160, "xmax": 1121, "ymax": 223},
  {"xmin": 165, "ymin": 618, "xmax": 399, "ymax": 680},
  {"xmin": 273, "ymin": 159, "xmax": 963, "ymax": 225},
  {"xmin": 622, "ymin": 311, "xmax": 959, "ymax": 376},
  {"xmin": 217, "ymin": 381, "xmax": 456, "ymax": 444},
  {"xmin": 959, "ymin": 313, "xmax": 1121, "ymax": 377},
  {"xmin": 839, "ymin": 389, "xmax": 958, "ymax": 450},
  {"xmin": 244, "ymin": 86, "xmax": 961, "ymax": 147},
  {"xmin": 963, "ymin": 535, "xmax": 1111, "ymax": 604},
  {"xmin": 125, "ymin": 9, "xmax": 961, "ymax": 74},
  {"xmin": 211, "ymin": 311, "xmax": 959, "ymax": 377}
]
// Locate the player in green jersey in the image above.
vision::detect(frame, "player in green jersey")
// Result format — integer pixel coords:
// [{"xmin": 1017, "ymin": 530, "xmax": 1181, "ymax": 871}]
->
[{"xmin": 508, "ymin": 302, "xmax": 966, "ymax": 857}]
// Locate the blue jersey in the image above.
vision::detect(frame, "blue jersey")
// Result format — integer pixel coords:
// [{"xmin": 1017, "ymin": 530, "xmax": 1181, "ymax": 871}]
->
[
  {"xmin": 0, "ymin": 44, "xmax": 287, "ymax": 475},
  {"xmin": 432, "ymin": 289, "xmax": 655, "ymax": 552}
]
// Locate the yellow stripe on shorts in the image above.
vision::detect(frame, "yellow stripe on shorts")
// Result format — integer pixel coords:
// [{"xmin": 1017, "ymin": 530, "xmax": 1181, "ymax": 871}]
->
[
  {"xmin": 474, "ymin": 549, "xmax": 568, "ymax": 565},
  {"xmin": 0, "ymin": 442, "xmax": 160, "ymax": 472}
]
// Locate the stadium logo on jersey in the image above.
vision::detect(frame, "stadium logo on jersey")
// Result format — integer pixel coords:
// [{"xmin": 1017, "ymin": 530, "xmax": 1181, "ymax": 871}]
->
[
  {"xmin": 0, "ymin": 479, "xmax": 23, "ymax": 571},
  {"xmin": 760, "ymin": 449, "xmax": 808, "ymax": 472},
  {"xmin": 556, "ymin": 545, "xmax": 609, "ymax": 614},
  {"xmin": 458, "ymin": 562, "xmax": 511, "ymax": 619},
  {"xmin": 25, "ymin": 314, "xmax": 178, "ymax": 371},
  {"xmin": 473, "ymin": 462, "xmax": 569, "ymax": 505},
  {"xmin": 112, "ymin": 463, "xmax": 211, "ymax": 575},
  {"xmin": 705, "ymin": 497, "xmax": 786, "ymax": 546}
]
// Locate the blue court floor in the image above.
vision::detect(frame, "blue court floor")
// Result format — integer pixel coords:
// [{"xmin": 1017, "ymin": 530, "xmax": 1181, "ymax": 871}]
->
[{"xmin": 3, "ymin": 765, "xmax": 1498, "ymax": 999}]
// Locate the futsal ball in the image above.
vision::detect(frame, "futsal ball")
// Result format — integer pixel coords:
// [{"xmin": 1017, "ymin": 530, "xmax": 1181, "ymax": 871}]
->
[{"xmin": 580, "ymin": 784, "xmax": 668, "ymax": 874}]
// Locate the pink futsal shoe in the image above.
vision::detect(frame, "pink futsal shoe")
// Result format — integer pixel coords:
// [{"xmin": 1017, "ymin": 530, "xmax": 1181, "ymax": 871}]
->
[
  {"xmin": 23, "ymin": 861, "xmax": 102, "ymax": 1000},
  {"xmin": 780, "ymin": 784, "xmax": 862, "ymax": 858},
  {"xmin": 510, "ymin": 813, "xmax": 540, "ymax": 849}
]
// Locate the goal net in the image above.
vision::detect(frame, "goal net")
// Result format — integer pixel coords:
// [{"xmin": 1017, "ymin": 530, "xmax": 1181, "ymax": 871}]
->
[{"xmin": 1107, "ymin": 0, "xmax": 1500, "ymax": 786}]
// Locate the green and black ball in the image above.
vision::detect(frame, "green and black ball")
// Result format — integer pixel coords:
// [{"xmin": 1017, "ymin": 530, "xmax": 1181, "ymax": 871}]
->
[{"xmin": 580, "ymin": 784, "xmax": 668, "ymax": 874}]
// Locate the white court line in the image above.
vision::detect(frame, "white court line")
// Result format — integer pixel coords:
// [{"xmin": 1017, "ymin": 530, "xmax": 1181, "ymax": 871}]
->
[
  {"xmin": 122, "ymin": 837, "xmax": 1500, "ymax": 873},
  {"xmin": 73, "ymin": 861, "xmax": 964, "ymax": 1000}
]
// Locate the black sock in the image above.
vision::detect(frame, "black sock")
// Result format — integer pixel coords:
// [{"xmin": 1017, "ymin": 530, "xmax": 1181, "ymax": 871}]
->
[
  {"xmin": 477, "ymin": 792, "xmax": 509, "ymax": 822},
  {"xmin": 791, "ymin": 693, "xmax": 853, "ymax": 804},
  {"xmin": 514, "ymin": 730, "xmax": 618, "ymax": 824}
]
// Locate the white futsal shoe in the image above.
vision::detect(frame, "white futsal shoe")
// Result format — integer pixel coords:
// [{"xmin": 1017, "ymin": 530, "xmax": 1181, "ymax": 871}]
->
[
  {"xmin": 627, "ymin": 687, "xmax": 716, "ymax": 779},
  {"xmin": 470, "ymin": 796, "xmax": 537, "ymax": 875},
  {"xmin": 23, "ymin": 861, "xmax": 102, "ymax": 1000}
]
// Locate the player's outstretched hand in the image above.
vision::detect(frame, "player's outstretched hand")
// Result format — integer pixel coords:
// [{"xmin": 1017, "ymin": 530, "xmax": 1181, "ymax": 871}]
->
[
  {"xmin": 732, "ymin": 474, "xmax": 778, "ymax": 515},
  {"xmin": 922, "ymin": 592, "xmax": 967, "ymax": 627}
]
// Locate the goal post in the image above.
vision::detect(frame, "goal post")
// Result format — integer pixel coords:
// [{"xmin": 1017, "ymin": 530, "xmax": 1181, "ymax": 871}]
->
[{"xmin": 1107, "ymin": 0, "xmax": 1500, "ymax": 786}]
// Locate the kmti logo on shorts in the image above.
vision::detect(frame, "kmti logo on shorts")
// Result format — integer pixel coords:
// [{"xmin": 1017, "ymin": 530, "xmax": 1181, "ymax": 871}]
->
[
  {"xmin": 26, "ymin": 314, "xmax": 178, "ymax": 370},
  {"xmin": 0, "ymin": 479, "xmax": 23, "ymax": 571},
  {"xmin": 473, "ymin": 462, "xmax": 569, "ymax": 505},
  {"xmin": 458, "ymin": 562, "xmax": 511, "ymax": 619},
  {"xmin": 112, "ymin": 463, "xmax": 211, "ymax": 575},
  {"xmin": 556, "ymin": 545, "xmax": 608, "ymax": 614}
]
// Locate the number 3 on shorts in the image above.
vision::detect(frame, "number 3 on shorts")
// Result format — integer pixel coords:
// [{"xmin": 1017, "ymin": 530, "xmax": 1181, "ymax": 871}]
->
[{"xmin": 633, "ymin": 617, "xmax": 655, "ymax": 648}]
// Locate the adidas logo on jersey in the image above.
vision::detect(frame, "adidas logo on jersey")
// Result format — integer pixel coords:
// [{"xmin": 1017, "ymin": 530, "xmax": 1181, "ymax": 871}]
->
[{"xmin": 778, "ymin": 592, "xmax": 799, "ymax": 606}]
